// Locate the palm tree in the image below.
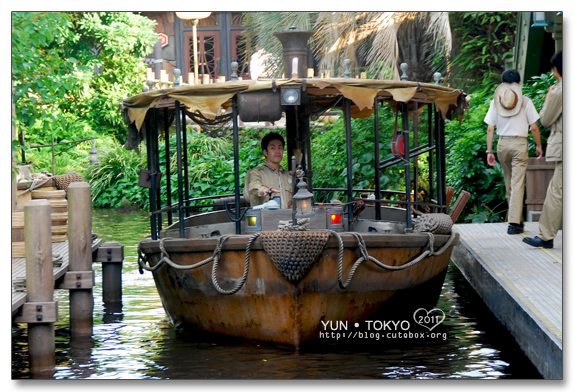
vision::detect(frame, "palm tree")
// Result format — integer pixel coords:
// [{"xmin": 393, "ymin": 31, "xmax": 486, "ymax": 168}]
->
[{"xmin": 243, "ymin": 12, "xmax": 451, "ymax": 83}]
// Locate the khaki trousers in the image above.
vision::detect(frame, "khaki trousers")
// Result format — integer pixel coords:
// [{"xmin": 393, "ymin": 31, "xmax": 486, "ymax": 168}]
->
[
  {"xmin": 539, "ymin": 161, "xmax": 563, "ymax": 241},
  {"xmin": 497, "ymin": 136, "xmax": 528, "ymax": 224}
]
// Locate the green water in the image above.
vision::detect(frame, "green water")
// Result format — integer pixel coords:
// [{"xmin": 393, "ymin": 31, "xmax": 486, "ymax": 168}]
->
[{"xmin": 11, "ymin": 209, "xmax": 542, "ymax": 379}]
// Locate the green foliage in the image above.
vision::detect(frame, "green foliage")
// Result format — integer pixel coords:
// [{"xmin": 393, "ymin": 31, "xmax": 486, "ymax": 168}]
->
[
  {"xmin": 85, "ymin": 138, "xmax": 147, "ymax": 208},
  {"xmin": 311, "ymin": 104, "xmax": 430, "ymax": 204},
  {"xmin": 448, "ymin": 12, "xmax": 517, "ymax": 94},
  {"xmin": 12, "ymin": 12, "xmax": 157, "ymax": 170}
]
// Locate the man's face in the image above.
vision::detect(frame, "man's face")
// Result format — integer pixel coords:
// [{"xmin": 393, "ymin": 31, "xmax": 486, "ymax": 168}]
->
[{"xmin": 263, "ymin": 139, "xmax": 284, "ymax": 165}]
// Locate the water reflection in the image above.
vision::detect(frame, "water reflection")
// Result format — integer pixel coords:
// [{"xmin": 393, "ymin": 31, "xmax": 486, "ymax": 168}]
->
[{"xmin": 11, "ymin": 209, "xmax": 542, "ymax": 379}]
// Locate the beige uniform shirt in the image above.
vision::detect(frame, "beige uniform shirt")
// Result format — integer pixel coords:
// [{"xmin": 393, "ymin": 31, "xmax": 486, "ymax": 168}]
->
[
  {"xmin": 539, "ymin": 81, "xmax": 562, "ymax": 162},
  {"xmin": 243, "ymin": 161, "xmax": 293, "ymax": 208}
]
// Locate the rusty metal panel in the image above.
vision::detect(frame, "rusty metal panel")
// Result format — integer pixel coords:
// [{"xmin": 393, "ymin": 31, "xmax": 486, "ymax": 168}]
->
[{"xmin": 238, "ymin": 90, "xmax": 282, "ymax": 122}]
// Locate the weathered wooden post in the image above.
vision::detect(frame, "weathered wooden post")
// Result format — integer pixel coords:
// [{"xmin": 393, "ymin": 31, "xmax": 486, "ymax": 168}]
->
[
  {"xmin": 19, "ymin": 199, "xmax": 58, "ymax": 377},
  {"xmin": 67, "ymin": 182, "xmax": 94, "ymax": 337},
  {"xmin": 95, "ymin": 241, "xmax": 124, "ymax": 303}
]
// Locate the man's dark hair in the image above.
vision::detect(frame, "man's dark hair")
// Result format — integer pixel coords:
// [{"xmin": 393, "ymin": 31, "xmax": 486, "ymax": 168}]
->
[
  {"xmin": 551, "ymin": 51, "xmax": 562, "ymax": 77},
  {"xmin": 501, "ymin": 69, "xmax": 521, "ymax": 84},
  {"xmin": 261, "ymin": 132, "xmax": 285, "ymax": 152}
]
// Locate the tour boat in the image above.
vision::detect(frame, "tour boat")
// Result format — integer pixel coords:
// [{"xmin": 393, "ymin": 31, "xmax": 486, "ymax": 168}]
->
[{"xmin": 124, "ymin": 29, "xmax": 467, "ymax": 347}]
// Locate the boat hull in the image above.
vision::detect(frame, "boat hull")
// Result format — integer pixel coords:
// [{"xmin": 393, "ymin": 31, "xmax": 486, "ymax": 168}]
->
[{"xmin": 139, "ymin": 232, "xmax": 458, "ymax": 347}]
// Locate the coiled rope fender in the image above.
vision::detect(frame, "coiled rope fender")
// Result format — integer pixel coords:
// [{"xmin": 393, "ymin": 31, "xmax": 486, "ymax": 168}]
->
[
  {"xmin": 330, "ymin": 230, "xmax": 457, "ymax": 289},
  {"xmin": 137, "ymin": 233, "xmax": 262, "ymax": 295}
]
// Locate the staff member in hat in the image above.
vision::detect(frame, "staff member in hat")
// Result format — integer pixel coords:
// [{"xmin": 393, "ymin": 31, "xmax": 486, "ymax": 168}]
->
[
  {"xmin": 484, "ymin": 69, "xmax": 543, "ymax": 234},
  {"xmin": 523, "ymin": 51, "xmax": 562, "ymax": 249}
]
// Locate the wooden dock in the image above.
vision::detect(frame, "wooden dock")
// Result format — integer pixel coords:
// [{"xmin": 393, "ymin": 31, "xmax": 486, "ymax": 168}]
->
[
  {"xmin": 11, "ymin": 238, "xmax": 102, "ymax": 316},
  {"xmin": 451, "ymin": 222, "xmax": 562, "ymax": 379}
]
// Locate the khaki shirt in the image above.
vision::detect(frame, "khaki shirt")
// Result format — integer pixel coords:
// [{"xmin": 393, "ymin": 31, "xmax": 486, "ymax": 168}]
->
[
  {"xmin": 540, "ymin": 80, "xmax": 562, "ymax": 162},
  {"xmin": 243, "ymin": 161, "xmax": 293, "ymax": 208}
]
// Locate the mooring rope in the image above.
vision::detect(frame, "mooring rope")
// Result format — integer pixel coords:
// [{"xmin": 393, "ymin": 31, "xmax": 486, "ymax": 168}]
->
[
  {"xmin": 137, "ymin": 233, "xmax": 261, "ymax": 295},
  {"xmin": 137, "ymin": 226, "xmax": 456, "ymax": 293},
  {"xmin": 16, "ymin": 176, "xmax": 52, "ymax": 197},
  {"xmin": 211, "ymin": 232, "xmax": 259, "ymax": 295},
  {"xmin": 331, "ymin": 230, "xmax": 457, "ymax": 289}
]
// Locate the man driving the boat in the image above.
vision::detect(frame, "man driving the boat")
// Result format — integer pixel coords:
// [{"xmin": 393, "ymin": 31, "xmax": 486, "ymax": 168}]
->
[{"xmin": 243, "ymin": 132, "xmax": 293, "ymax": 208}]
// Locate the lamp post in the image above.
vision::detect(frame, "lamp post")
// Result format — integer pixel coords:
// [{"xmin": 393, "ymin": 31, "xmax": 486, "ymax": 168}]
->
[{"xmin": 175, "ymin": 12, "xmax": 212, "ymax": 85}]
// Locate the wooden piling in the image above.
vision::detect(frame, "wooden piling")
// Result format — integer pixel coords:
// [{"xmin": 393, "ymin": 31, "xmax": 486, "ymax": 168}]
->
[
  {"xmin": 24, "ymin": 199, "xmax": 56, "ymax": 377},
  {"xmin": 67, "ymin": 182, "xmax": 94, "ymax": 338},
  {"xmin": 95, "ymin": 241, "xmax": 124, "ymax": 303}
]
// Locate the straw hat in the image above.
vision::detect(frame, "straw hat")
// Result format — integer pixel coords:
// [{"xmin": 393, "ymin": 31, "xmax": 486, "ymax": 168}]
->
[{"xmin": 494, "ymin": 82, "xmax": 523, "ymax": 117}]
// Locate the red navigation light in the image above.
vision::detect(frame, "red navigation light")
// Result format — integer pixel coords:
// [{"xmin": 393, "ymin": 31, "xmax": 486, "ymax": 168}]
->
[{"xmin": 330, "ymin": 213, "xmax": 341, "ymax": 225}]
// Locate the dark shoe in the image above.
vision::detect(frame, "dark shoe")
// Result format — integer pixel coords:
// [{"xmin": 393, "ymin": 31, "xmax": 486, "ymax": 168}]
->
[
  {"xmin": 507, "ymin": 223, "xmax": 524, "ymax": 235},
  {"xmin": 522, "ymin": 236, "xmax": 553, "ymax": 249}
]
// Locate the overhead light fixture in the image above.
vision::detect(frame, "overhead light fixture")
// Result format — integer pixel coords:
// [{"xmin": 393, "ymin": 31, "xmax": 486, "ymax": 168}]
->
[
  {"xmin": 532, "ymin": 12, "xmax": 548, "ymax": 27},
  {"xmin": 281, "ymin": 86, "xmax": 301, "ymax": 105}
]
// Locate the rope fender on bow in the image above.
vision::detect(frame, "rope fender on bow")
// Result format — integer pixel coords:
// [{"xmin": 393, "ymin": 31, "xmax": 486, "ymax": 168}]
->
[
  {"xmin": 331, "ymin": 230, "xmax": 457, "ymax": 290},
  {"xmin": 138, "ymin": 233, "xmax": 261, "ymax": 295}
]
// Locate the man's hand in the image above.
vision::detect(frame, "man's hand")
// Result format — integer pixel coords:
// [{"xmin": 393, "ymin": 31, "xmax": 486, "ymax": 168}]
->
[
  {"xmin": 487, "ymin": 153, "xmax": 496, "ymax": 167},
  {"xmin": 536, "ymin": 145, "xmax": 543, "ymax": 160},
  {"xmin": 263, "ymin": 187, "xmax": 281, "ymax": 197}
]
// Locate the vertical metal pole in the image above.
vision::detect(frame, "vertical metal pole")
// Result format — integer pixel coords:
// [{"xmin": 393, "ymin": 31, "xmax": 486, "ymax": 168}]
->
[
  {"xmin": 343, "ymin": 98, "xmax": 354, "ymax": 231},
  {"xmin": 428, "ymin": 104, "xmax": 435, "ymax": 203},
  {"xmin": 412, "ymin": 101, "xmax": 419, "ymax": 212},
  {"xmin": 145, "ymin": 114, "xmax": 158, "ymax": 240},
  {"xmin": 232, "ymin": 95, "xmax": 241, "ymax": 234},
  {"xmin": 51, "ymin": 137, "xmax": 56, "ymax": 175},
  {"xmin": 373, "ymin": 96, "xmax": 381, "ymax": 221},
  {"xmin": 153, "ymin": 110, "xmax": 162, "ymax": 232},
  {"xmin": 193, "ymin": 19, "xmax": 200, "ymax": 85},
  {"xmin": 164, "ymin": 108, "xmax": 173, "ymax": 225},
  {"xmin": 182, "ymin": 110, "xmax": 190, "ymax": 217},
  {"xmin": 438, "ymin": 114, "xmax": 447, "ymax": 212},
  {"xmin": 401, "ymin": 103, "xmax": 412, "ymax": 232},
  {"xmin": 299, "ymin": 109, "xmax": 313, "ymax": 191},
  {"xmin": 24, "ymin": 199, "xmax": 55, "ymax": 377},
  {"xmin": 68, "ymin": 182, "xmax": 94, "ymax": 338},
  {"xmin": 175, "ymin": 100, "xmax": 186, "ymax": 238},
  {"xmin": 434, "ymin": 106, "xmax": 445, "ymax": 211}
]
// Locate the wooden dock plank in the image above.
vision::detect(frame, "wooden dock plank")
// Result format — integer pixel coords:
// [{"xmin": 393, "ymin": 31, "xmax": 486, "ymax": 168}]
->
[
  {"xmin": 452, "ymin": 222, "xmax": 562, "ymax": 379},
  {"xmin": 11, "ymin": 238, "xmax": 102, "ymax": 315}
]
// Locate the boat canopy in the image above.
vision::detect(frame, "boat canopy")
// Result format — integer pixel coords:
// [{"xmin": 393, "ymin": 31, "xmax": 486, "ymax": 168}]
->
[{"xmin": 120, "ymin": 78, "xmax": 465, "ymax": 131}]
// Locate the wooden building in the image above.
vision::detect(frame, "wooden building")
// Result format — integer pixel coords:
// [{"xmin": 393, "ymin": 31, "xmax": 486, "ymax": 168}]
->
[{"xmin": 141, "ymin": 12, "xmax": 250, "ymax": 84}]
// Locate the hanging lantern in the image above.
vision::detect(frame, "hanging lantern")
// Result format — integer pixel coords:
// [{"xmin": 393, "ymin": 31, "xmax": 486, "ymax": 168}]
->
[{"xmin": 89, "ymin": 139, "xmax": 98, "ymax": 164}]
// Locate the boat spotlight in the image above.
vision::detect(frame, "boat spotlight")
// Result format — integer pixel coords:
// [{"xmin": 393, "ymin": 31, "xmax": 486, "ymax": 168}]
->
[{"xmin": 281, "ymin": 86, "xmax": 301, "ymax": 105}]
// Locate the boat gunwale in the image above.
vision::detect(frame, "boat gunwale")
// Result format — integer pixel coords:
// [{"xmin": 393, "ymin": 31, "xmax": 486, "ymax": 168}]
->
[{"xmin": 138, "ymin": 231, "xmax": 459, "ymax": 253}]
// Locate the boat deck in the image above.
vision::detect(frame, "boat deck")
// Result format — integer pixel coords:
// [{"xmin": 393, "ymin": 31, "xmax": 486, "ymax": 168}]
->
[
  {"xmin": 451, "ymin": 222, "xmax": 562, "ymax": 379},
  {"xmin": 11, "ymin": 238, "xmax": 102, "ymax": 316}
]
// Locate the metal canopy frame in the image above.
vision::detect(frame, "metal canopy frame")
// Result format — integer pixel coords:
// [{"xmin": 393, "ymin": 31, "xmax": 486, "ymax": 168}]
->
[{"xmin": 142, "ymin": 87, "xmax": 449, "ymax": 240}]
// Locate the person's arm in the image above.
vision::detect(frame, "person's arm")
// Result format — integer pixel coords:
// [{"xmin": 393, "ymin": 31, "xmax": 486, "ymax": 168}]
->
[
  {"xmin": 486, "ymin": 124, "xmax": 496, "ymax": 167},
  {"xmin": 530, "ymin": 122, "xmax": 543, "ymax": 159},
  {"xmin": 248, "ymin": 169, "xmax": 280, "ymax": 199},
  {"xmin": 539, "ymin": 86, "xmax": 562, "ymax": 128}
]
